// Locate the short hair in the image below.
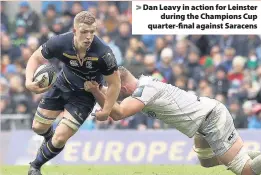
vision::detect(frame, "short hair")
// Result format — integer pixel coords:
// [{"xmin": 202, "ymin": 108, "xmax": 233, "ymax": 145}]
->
[
  {"xmin": 118, "ymin": 66, "xmax": 129, "ymax": 83},
  {"xmin": 161, "ymin": 47, "xmax": 173, "ymax": 58},
  {"xmin": 144, "ymin": 54, "xmax": 156, "ymax": 64},
  {"xmin": 74, "ymin": 11, "xmax": 96, "ymax": 26}
]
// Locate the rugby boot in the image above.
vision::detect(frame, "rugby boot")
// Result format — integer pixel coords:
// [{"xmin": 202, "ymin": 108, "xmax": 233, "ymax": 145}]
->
[{"xmin": 28, "ymin": 163, "xmax": 42, "ymax": 175}]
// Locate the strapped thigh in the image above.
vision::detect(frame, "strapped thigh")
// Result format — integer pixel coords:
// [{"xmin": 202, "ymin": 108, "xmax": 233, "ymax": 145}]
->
[
  {"xmin": 194, "ymin": 132, "xmax": 216, "ymax": 159},
  {"xmin": 193, "ymin": 146, "xmax": 215, "ymax": 159},
  {"xmin": 59, "ymin": 117, "xmax": 81, "ymax": 131},
  {"xmin": 227, "ymin": 148, "xmax": 251, "ymax": 175},
  {"xmin": 34, "ymin": 110, "xmax": 56, "ymax": 124}
]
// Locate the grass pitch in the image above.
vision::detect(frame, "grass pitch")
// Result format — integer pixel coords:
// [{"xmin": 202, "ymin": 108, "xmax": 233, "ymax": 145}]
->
[{"xmin": 1, "ymin": 165, "xmax": 234, "ymax": 175}]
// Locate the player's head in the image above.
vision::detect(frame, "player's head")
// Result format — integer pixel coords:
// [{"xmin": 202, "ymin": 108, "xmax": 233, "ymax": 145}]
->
[
  {"xmin": 118, "ymin": 66, "xmax": 138, "ymax": 98},
  {"xmin": 73, "ymin": 11, "xmax": 97, "ymax": 49}
]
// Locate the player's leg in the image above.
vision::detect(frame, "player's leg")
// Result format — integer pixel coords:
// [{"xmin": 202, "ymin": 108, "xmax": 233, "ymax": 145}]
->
[
  {"xmin": 28, "ymin": 86, "xmax": 65, "ymax": 175},
  {"xmin": 32, "ymin": 107, "xmax": 61, "ymax": 143},
  {"xmin": 215, "ymin": 105, "xmax": 261, "ymax": 175},
  {"xmin": 248, "ymin": 150, "xmax": 261, "ymax": 159},
  {"xmin": 193, "ymin": 132, "xmax": 222, "ymax": 167},
  {"xmin": 248, "ymin": 155, "xmax": 261, "ymax": 175},
  {"xmin": 30, "ymin": 91, "xmax": 96, "ymax": 170},
  {"xmin": 31, "ymin": 86, "xmax": 64, "ymax": 142},
  {"xmin": 194, "ymin": 132, "xmax": 261, "ymax": 168},
  {"xmin": 30, "ymin": 109, "xmax": 79, "ymax": 170},
  {"xmin": 218, "ymin": 137, "xmax": 261, "ymax": 175},
  {"xmin": 199, "ymin": 102, "xmax": 261, "ymax": 175}
]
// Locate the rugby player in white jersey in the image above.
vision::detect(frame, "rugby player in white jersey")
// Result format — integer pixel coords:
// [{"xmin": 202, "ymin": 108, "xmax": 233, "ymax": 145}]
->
[{"xmin": 85, "ymin": 66, "xmax": 261, "ymax": 175}]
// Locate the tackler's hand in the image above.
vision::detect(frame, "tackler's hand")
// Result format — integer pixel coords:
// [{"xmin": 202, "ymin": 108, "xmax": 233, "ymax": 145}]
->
[
  {"xmin": 92, "ymin": 110, "xmax": 110, "ymax": 121},
  {"xmin": 84, "ymin": 81, "xmax": 99, "ymax": 93}
]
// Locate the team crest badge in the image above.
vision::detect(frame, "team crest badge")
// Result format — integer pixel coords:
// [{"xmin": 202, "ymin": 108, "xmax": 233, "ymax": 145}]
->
[{"xmin": 86, "ymin": 61, "xmax": 92, "ymax": 69}]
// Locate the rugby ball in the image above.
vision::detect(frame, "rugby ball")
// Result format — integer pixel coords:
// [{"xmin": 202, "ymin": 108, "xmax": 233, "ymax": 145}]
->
[{"xmin": 33, "ymin": 64, "xmax": 57, "ymax": 88}]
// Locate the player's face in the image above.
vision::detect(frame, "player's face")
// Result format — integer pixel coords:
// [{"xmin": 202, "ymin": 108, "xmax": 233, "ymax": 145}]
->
[
  {"xmin": 74, "ymin": 22, "xmax": 96, "ymax": 49},
  {"xmin": 119, "ymin": 87, "xmax": 129, "ymax": 99},
  {"xmin": 120, "ymin": 83, "xmax": 136, "ymax": 98}
]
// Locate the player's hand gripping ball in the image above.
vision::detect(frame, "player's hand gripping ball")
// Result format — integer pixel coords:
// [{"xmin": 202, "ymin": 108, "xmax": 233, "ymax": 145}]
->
[{"xmin": 33, "ymin": 64, "xmax": 57, "ymax": 88}]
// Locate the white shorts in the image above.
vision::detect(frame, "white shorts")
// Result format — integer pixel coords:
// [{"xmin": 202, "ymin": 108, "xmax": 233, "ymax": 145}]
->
[{"xmin": 197, "ymin": 101, "xmax": 239, "ymax": 156}]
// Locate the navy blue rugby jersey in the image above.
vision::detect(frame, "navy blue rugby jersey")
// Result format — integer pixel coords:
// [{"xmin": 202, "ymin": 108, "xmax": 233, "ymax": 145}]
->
[{"xmin": 41, "ymin": 32, "xmax": 118, "ymax": 91}]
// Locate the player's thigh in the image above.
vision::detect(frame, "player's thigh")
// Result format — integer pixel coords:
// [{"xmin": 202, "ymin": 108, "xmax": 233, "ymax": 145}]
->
[
  {"xmin": 33, "ymin": 85, "xmax": 65, "ymax": 130},
  {"xmin": 59, "ymin": 91, "xmax": 96, "ymax": 133},
  {"xmin": 193, "ymin": 132, "xmax": 221, "ymax": 167},
  {"xmin": 198, "ymin": 102, "xmax": 241, "ymax": 162},
  {"xmin": 198, "ymin": 102, "xmax": 251, "ymax": 174},
  {"xmin": 218, "ymin": 137, "xmax": 253, "ymax": 175},
  {"xmin": 217, "ymin": 137, "xmax": 244, "ymax": 165},
  {"xmin": 52, "ymin": 95, "xmax": 95, "ymax": 145},
  {"xmin": 52, "ymin": 109, "xmax": 78, "ymax": 145},
  {"xmin": 33, "ymin": 107, "xmax": 62, "ymax": 129},
  {"xmin": 66, "ymin": 91, "xmax": 95, "ymax": 124}
]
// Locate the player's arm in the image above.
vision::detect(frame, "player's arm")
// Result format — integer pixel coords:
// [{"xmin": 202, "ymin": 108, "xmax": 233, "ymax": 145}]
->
[
  {"xmin": 97, "ymin": 50, "xmax": 121, "ymax": 120},
  {"xmin": 25, "ymin": 36, "xmax": 60, "ymax": 94},
  {"xmin": 110, "ymin": 96, "xmax": 144, "ymax": 120},
  {"xmin": 84, "ymin": 81, "xmax": 144, "ymax": 121},
  {"xmin": 102, "ymin": 71, "xmax": 121, "ymax": 114},
  {"xmin": 25, "ymin": 46, "xmax": 46, "ymax": 85}
]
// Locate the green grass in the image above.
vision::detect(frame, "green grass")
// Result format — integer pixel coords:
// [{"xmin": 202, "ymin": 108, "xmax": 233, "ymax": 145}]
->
[{"xmin": 1, "ymin": 165, "xmax": 234, "ymax": 175}]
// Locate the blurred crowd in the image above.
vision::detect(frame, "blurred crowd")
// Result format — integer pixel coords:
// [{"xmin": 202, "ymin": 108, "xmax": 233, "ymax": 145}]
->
[{"xmin": 1, "ymin": 1, "xmax": 261, "ymax": 131}]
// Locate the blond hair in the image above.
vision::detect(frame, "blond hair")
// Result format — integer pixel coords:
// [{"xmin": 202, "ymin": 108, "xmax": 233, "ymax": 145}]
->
[
  {"xmin": 74, "ymin": 11, "xmax": 96, "ymax": 26},
  {"xmin": 118, "ymin": 66, "xmax": 129, "ymax": 83}
]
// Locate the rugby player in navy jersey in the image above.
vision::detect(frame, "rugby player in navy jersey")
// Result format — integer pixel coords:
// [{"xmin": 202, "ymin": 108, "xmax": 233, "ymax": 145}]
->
[{"xmin": 25, "ymin": 11, "xmax": 120, "ymax": 175}]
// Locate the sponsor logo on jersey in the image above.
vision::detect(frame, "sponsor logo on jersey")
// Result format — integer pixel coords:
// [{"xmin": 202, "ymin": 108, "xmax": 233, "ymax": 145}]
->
[
  {"xmin": 70, "ymin": 60, "xmax": 79, "ymax": 67},
  {"xmin": 39, "ymin": 99, "xmax": 45, "ymax": 104},
  {"xmin": 74, "ymin": 110, "xmax": 83, "ymax": 121},
  {"xmin": 228, "ymin": 131, "xmax": 235, "ymax": 141},
  {"xmin": 147, "ymin": 111, "xmax": 157, "ymax": 118},
  {"xmin": 103, "ymin": 52, "xmax": 117, "ymax": 70}
]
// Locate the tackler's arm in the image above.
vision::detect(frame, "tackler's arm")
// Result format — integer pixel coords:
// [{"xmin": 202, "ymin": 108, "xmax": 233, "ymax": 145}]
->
[{"xmin": 85, "ymin": 82, "xmax": 144, "ymax": 121}]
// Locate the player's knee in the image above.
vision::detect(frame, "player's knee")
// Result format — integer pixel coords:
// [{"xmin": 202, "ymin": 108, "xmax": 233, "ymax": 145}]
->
[
  {"xmin": 32, "ymin": 120, "xmax": 49, "ymax": 134},
  {"xmin": 33, "ymin": 109, "xmax": 56, "ymax": 128},
  {"xmin": 227, "ymin": 148, "xmax": 251, "ymax": 175},
  {"xmin": 248, "ymin": 150, "xmax": 261, "ymax": 159},
  {"xmin": 241, "ymin": 160, "xmax": 257, "ymax": 175},
  {"xmin": 194, "ymin": 145, "xmax": 219, "ymax": 168},
  {"xmin": 52, "ymin": 131, "xmax": 68, "ymax": 147},
  {"xmin": 193, "ymin": 133, "xmax": 220, "ymax": 168},
  {"xmin": 248, "ymin": 154, "xmax": 261, "ymax": 175},
  {"xmin": 51, "ymin": 118, "xmax": 79, "ymax": 147}
]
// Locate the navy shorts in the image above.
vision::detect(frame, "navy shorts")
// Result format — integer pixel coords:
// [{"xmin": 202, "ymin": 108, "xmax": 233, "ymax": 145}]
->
[{"xmin": 38, "ymin": 85, "xmax": 96, "ymax": 125}]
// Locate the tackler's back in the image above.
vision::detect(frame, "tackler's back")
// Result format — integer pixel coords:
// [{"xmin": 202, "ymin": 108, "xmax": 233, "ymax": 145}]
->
[{"xmin": 132, "ymin": 75, "xmax": 217, "ymax": 137}]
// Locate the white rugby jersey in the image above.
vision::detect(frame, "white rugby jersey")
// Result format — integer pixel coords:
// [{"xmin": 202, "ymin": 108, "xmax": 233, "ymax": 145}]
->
[{"xmin": 132, "ymin": 76, "xmax": 218, "ymax": 137}]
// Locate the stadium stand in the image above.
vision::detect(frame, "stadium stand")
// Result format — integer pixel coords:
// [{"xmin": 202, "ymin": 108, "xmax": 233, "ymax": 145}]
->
[{"xmin": 1, "ymin": 1, "xmax": 261, "ymax": 131}]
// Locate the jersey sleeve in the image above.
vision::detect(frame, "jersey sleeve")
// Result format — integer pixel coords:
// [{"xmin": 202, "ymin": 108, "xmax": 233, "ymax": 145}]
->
[
  {"xmin": 98, "ymin": 48, "xmax": 118, "ymax": 76},
  {"xmin": 131, "ymin": 85, "xmax": 158, "ymax": 105},
  {"xmin": 41, "ymin": 35, "xmax": 62, "ymax": 60}
]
